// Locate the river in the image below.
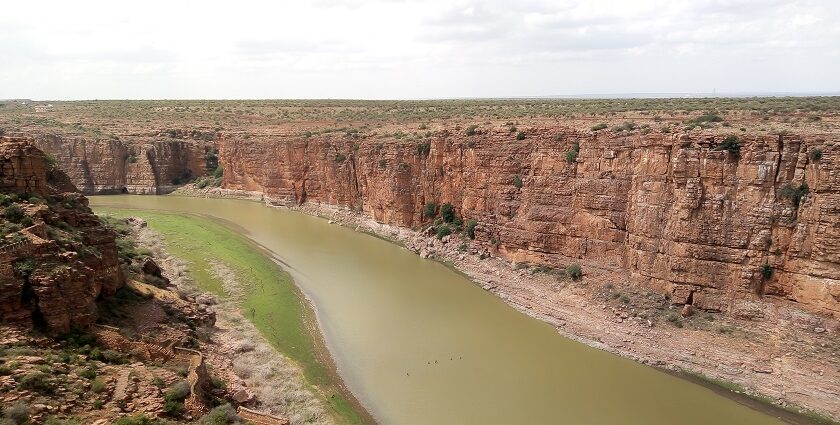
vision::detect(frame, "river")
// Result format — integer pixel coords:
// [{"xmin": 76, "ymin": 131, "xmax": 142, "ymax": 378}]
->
[{"xmin": 90, "ymin": 195, "xmax": 785, "ymax": 425}]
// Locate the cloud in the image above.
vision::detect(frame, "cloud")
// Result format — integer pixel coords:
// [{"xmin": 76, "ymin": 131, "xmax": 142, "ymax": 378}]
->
[{"xmin": 0, "ymin": 0, "xmax": 838, "ymax": 99}]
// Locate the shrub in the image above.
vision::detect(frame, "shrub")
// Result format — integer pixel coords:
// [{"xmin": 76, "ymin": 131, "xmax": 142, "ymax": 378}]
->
[
  {"xmin": 591, "ymin": 123, "xmax": 608, "ymax": 131},
  {"xmin": 19, "ymin": 216, "xmax": 33, "ymax": 227},
  {"xmin": 44, "ymin": 417, "xmax": 82, "ymax": 425},
  {"xmin": 112, "ymin": 414, "xmax": 167, "ymax": 425},
  {"xmin": 566, "ymin": 142, "xmax": 580, "ymax": 163},
  {"xmin": 91, "ymin": 378, "xmax": 106, "ymax": 393},
  {"xmin": 440, "ymin": 203, "xmax": 455, "ymax": 223},
  {"xmin": 613, "ymin": 121, "xmax": 637, "ymax": 132},
  {"xmin": 334, "ymin": 153, "xmax": 346, "ymax": 163},
  {"xmin": 435, "ymin": 224, "xmax": 452, "ymax": 239},
  {"xmin": 565, "ymin": 263, "xmax": 583, "ymax": 280},
  {"xmin": 79, "ymin": 366, "xmax": 97, "ymax": 380},
  {"xmin": 18, "ymin": 372, "xmax": 54, "ymax": 393},
  {"xmin": 465, "ymin": 220, "xmax": 477, "ymax": 239},
  {"xmin": 515, "ymin": 131, "xmax": 526, "ymax": 141},
  {"xmin": 513, "ymin": 175, "xmax": 523, "ymax": 189},
  {"xmin": 13, "ymin": 259, "xmax": 36, "ymax": 277},
  {"xmin": 211, "ymin": 376, "xmax": 226, "ymax": 389},
  {"xmin": 165, "ymin": 380, "xmax": 191, "ymax": 402},
  {"xmin": 809, "ymin": 149, "xmax": 823, "ymax": 162},
  {"xmin": 422, "ymin": 202, "xmax": 437, "ymax": 219},
  {"xmin": 666, "ymin": 313, "xmax": 683, "ymax": 327},
  {"xmin": 199, "ymin": 404, "xmax": 240, "ymax": 425},
  {"xmin": 379, "ymin": 159, "xmax": 387, "ymax": 169},
  {"xmin": 102, "ymin": 349, "xmax": 124, "ymax": 364},
  {"xmin": 717, "ymin": 135, "xmax": 740, "ymax": 155},
  {"xmin": 212, "ymin": 165, "xmax": 223, "ymax": 178},
  {"xmin": 164, "ymin": 400, "xmax": 185, "ymax": 416},
  {"xmin": 686, "ymin": 113, "xmax": 723, "ymax": 125},
  {"xmin": 3, "ymin": 401, "xmax": 29, "ymax": 425},
  {"xmin": 152, "ymin": 376, "xmax": 165, "ymax": 388},
  {"xmin": 778, "ymin": 182, "xmax": 810, "ymax": 208},
  {"xmin": 465, "ymin": 125, "xmax": 478, "ymax": 136},
  {"xmin": 416, "ymin": 142, "xmax": 431, "ymax": 157},
  {"xmin": 44, "ymin": 154, "xmax": 57, "ymax": 171},
  {"xmin": 4, "ymin": 204, "xmax": 24, "ymax": 223},
  {"xmin": 760, "ymin": 264, "xmax": 773, "ymax": 280}
]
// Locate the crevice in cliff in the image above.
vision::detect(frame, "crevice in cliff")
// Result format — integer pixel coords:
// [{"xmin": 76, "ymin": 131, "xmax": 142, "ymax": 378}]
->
[
  {"xmin": 21, "ymin": 276, "xmax": 46, "ymax": 330},
  {"xmin": 349, "ymin": 147, "xmax": 362, "ymax": 208},
  {"xmin": 773, "ymin": 136, "xmax": 784, "ymax": 186}
]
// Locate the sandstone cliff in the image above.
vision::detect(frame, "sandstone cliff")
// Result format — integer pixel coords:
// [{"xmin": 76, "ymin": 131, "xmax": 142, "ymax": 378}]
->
[
  {"xmin": 32, "ymin": 131, "xmax": 217, "ymax": 195},
  {"xmin": 218, "ymin": 128, "xmax": 840, "ymax": 318},
  {"xmin": 0, "ymin": 136, "xmax": 125, "ymax": 332}
]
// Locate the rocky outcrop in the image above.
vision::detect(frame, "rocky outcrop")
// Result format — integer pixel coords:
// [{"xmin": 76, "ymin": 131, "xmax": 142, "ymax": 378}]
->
[
  {"xmin": 219, "ymin": 128, "xmax": 840, "ymax": 318},
  {"xmin": 0, "ymin": 136, "xmax": 125, "ymax": 333},
  {"xmin": 32, "ymin": 132, "xmax": 217, "ymax": 195}
]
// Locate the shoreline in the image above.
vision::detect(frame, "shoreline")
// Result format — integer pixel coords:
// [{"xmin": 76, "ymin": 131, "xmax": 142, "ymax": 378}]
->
[
  {"xmin": 171, "ymin": 185, "xmax": 840, "ymax": 424},
  {"xmin": 97, "ymin": 206, "xmax": 377, "ymax": 425}
]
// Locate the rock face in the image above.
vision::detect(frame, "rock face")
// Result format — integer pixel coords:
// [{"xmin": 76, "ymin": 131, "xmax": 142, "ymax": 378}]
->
[
  {"xmin": 32, "ymin": 132, "xmax": 217, "ymax": 194},
  {"xmin": 219, "ymin": 128, "xmax": 840, "ymax": 317},
  {"xmin": 0, "ymin": 136, "xmax": 125, "ymax": 333}
]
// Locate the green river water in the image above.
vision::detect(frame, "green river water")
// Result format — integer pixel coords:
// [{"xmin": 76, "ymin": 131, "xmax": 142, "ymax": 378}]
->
[{"xmin": 90, "ymin": 195, "xmax": 786, "ymax": 425}]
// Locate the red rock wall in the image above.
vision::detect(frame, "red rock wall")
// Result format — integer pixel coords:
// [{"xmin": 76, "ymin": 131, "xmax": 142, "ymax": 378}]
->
[
  {"xmin": 33, "ymin": 134, "xmax": 214, "ymax": 195},
  {"xmin": 0, "ymin": 137, "xmax": 125, "ymax": 333},
  {"xmin": 219, "ymin": 129, "xmax": 840, "ymax": 317}
]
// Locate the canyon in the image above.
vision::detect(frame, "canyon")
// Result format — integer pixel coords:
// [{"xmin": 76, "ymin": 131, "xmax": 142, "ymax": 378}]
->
[{"xmin": 28, "ymin": 126, "xmax": 840, "ymax": 319}]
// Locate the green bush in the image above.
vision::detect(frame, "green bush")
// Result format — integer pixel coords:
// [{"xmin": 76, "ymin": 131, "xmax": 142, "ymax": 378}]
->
[
  {"xmin": 212, "ymin": 165, "xmax": 223, "ymax": 178},
  {"xmin": 809, "ymin": 149, "xmax": 823, "ymax": 162},
  {"xmin": 112, "ymin": 414, "xmax": 167, "ymax": 425},
  {"xmin": 440, "ymin": 203, "xmax": 455, "ymax": 223},
  {"xmin": 199, "ymin": 404, "xmax": 239, "ymax": 425},
  {"xmin": 3, "ymin": 401, "xmax": 29, "ymax": 425},
  {"xmin": 44, "ymin": 416, "xmax": 82, "ymax": 425},
  {"xmin": 19, "ymin": 216, "xmax": 33, "ymax": 227},
  {"xmin": 334, "ymin": 153, "xmax": 346, "ymax": 163},
  {"xmin": 79, "ymin": 366, "xmax": 97, "ymax": 380},
  {"xmin": 44, "ymin": 154, "xmax": 58, "ymax": 171},
  {"xmin": 91, "ymin": 378, "xmax": 106, "ymax": 393},
  {"xmin": 465, "ymin": 220, "xmax": 477, "ymax": 239},
  {"xmin": 164, "ymin": 400, "xmax": 185, "ymax": 416},
  {"xmin": 513, "ymin": 175, "xmax": 523, "ymax": 189},
  {"xmin": 591, "ymin": 123, "xmax": 608, "ymax": 131},
  {"xmin": 778, "ymin": 182, "xmax": 810, "ymax": 208},
  {"xmin": 18, "ymin": 372, "xmax": 54, "ymax": 393},
  {"xmin": 717, "ymin": 135, "xmax": 740, "ymax": 155},
  {"xmin": 422, "ymin": 202, "xmax": 437, "ymax": 219},
  {"xmin": 566, "ymin": 142, "xmax": 580, "ymax": 163},
  {"xmin": 416, "ymin": 142, "xmax": 431, "ymax": 157},
  {"xmin": 165, "ymin": 380, "xmax": 191, "ymax": 402},
  {"xmin": 760, "ymin": 264, "xmax": 773, "ymax": 280},
  {"xmin": 613, "ymin": 121, "xmax": 637, "ymax": 132},
  {"xmin": 4, "ymin": 204, "xmax": 25, "ymax": 223},
  {"xmin": 435, "ymin": 224, "xmax": 452, "ymax": 239},
  {"xmin": 686, "ymin": 113, "xmax": 723, "ymax": 125},
  {"xmin": 515, "ymin": 131, "xmax": 526, "ymax": 140},
  {"xmin": 565, "ymin": 263, "xmax": 583, "ymax": 280},
  {"xmin": 465, "ymin": 125, "xmax": 478, "ymax": 136}
]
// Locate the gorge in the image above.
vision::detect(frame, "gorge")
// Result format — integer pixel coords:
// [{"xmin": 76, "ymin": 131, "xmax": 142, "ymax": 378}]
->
[{"xmin": 2, "ymin": 98, "xmax": 839, "ymax": 424}]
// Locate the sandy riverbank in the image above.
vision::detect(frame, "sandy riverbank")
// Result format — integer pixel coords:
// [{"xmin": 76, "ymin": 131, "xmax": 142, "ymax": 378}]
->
[{"xmin": 122, "ymin": 213, "xmax": 374, "ymax": 425}]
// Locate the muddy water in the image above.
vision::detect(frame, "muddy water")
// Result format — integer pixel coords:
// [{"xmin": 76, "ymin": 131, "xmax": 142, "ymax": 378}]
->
[{"xmin": 90, "ymin": 195, "xmax": 784, "ymax": 425}]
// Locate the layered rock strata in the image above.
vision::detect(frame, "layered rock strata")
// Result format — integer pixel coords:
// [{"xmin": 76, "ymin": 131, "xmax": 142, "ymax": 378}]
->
[
  {"xmin": 32, "ymin": 132, "xmax": 216, "ymax": 194},
  {"xmin": 0, "ymin": 136, "xmax": 125, "ymax": 332},
  {"xmin": 219, "ymin": 129, "xmax": 840, "ymax": 317}
]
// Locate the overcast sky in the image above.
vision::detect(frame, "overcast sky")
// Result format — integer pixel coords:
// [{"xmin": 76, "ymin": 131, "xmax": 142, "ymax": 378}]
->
[{"xmin": 1, "ymin": 0, "xmax": 838, "ymax": 100}]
